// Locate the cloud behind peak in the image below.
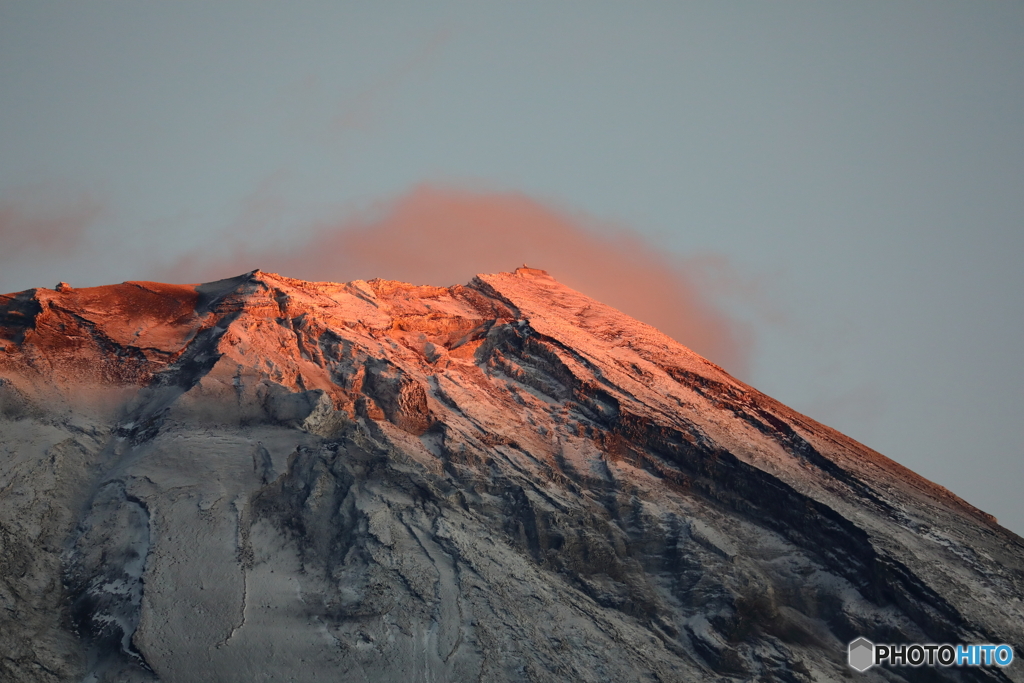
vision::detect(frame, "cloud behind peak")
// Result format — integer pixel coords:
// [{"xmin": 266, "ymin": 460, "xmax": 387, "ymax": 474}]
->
[
  {"xmin": 162, "ymin": 184, "xmax": 752, "ymax": 374},
  {"xmin": 0, "ymin": 190, "xmax": 103, "ymax": 264}
]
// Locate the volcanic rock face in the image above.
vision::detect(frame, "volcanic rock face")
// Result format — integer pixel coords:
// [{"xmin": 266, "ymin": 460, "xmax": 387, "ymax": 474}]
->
[{"xmin": 0, "ymin": 268, "xmax": 1021, "ymax": 683}]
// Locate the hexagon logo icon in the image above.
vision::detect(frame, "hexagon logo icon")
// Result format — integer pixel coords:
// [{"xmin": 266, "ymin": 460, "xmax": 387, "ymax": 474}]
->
[{"xmin": 848, "ymin": 637, "xmax": 875, "ymax": 672}]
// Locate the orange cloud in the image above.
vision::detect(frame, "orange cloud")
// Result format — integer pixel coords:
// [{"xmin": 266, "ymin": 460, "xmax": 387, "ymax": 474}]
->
[
  {"xmin": 0, "ymin": 190, "xmax": 103, "ymax": 263},
  {"xmin": 162, "ymin": 185, "xmax": 752, "ymax": 374}
]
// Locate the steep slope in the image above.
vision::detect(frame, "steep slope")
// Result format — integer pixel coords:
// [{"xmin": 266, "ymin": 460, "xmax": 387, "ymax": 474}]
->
[{"xmin": 0, "ymin": 268, "xmax": 1021, "ymax": 683}]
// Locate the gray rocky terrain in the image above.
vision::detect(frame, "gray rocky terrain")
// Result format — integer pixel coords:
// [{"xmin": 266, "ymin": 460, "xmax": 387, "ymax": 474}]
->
[{"xmin": 0, "ymin": 267, "xmax": 1021, "ymax": 682}]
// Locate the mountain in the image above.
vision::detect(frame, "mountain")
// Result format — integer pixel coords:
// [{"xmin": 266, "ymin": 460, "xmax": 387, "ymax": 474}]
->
[{"xmin": 0, "ymin": 267, "xmax": 1021, "ymax": 683}]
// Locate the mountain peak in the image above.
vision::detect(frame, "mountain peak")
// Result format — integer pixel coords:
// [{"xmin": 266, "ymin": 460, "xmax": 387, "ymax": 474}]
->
[{"xmin": 0, "ymin": 270, "xmax": 1020, "ymax": 682}]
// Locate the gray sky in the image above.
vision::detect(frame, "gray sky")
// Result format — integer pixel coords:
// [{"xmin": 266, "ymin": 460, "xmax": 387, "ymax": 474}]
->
[{"xmin": 1, "ymin": 2, "xmax": 1022, "ymax": 535}]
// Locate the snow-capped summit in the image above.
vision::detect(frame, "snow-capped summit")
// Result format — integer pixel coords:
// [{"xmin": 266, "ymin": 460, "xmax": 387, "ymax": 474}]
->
[{"xmin": 1, "ymin": 269, "xmax": 1020, "ymax": 682}]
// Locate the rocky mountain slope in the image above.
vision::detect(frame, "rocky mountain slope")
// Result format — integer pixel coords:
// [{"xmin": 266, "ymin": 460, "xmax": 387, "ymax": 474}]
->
[{"xmin": 0, "ymin": 267, "xmax": 1021, "ymax": 682}]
